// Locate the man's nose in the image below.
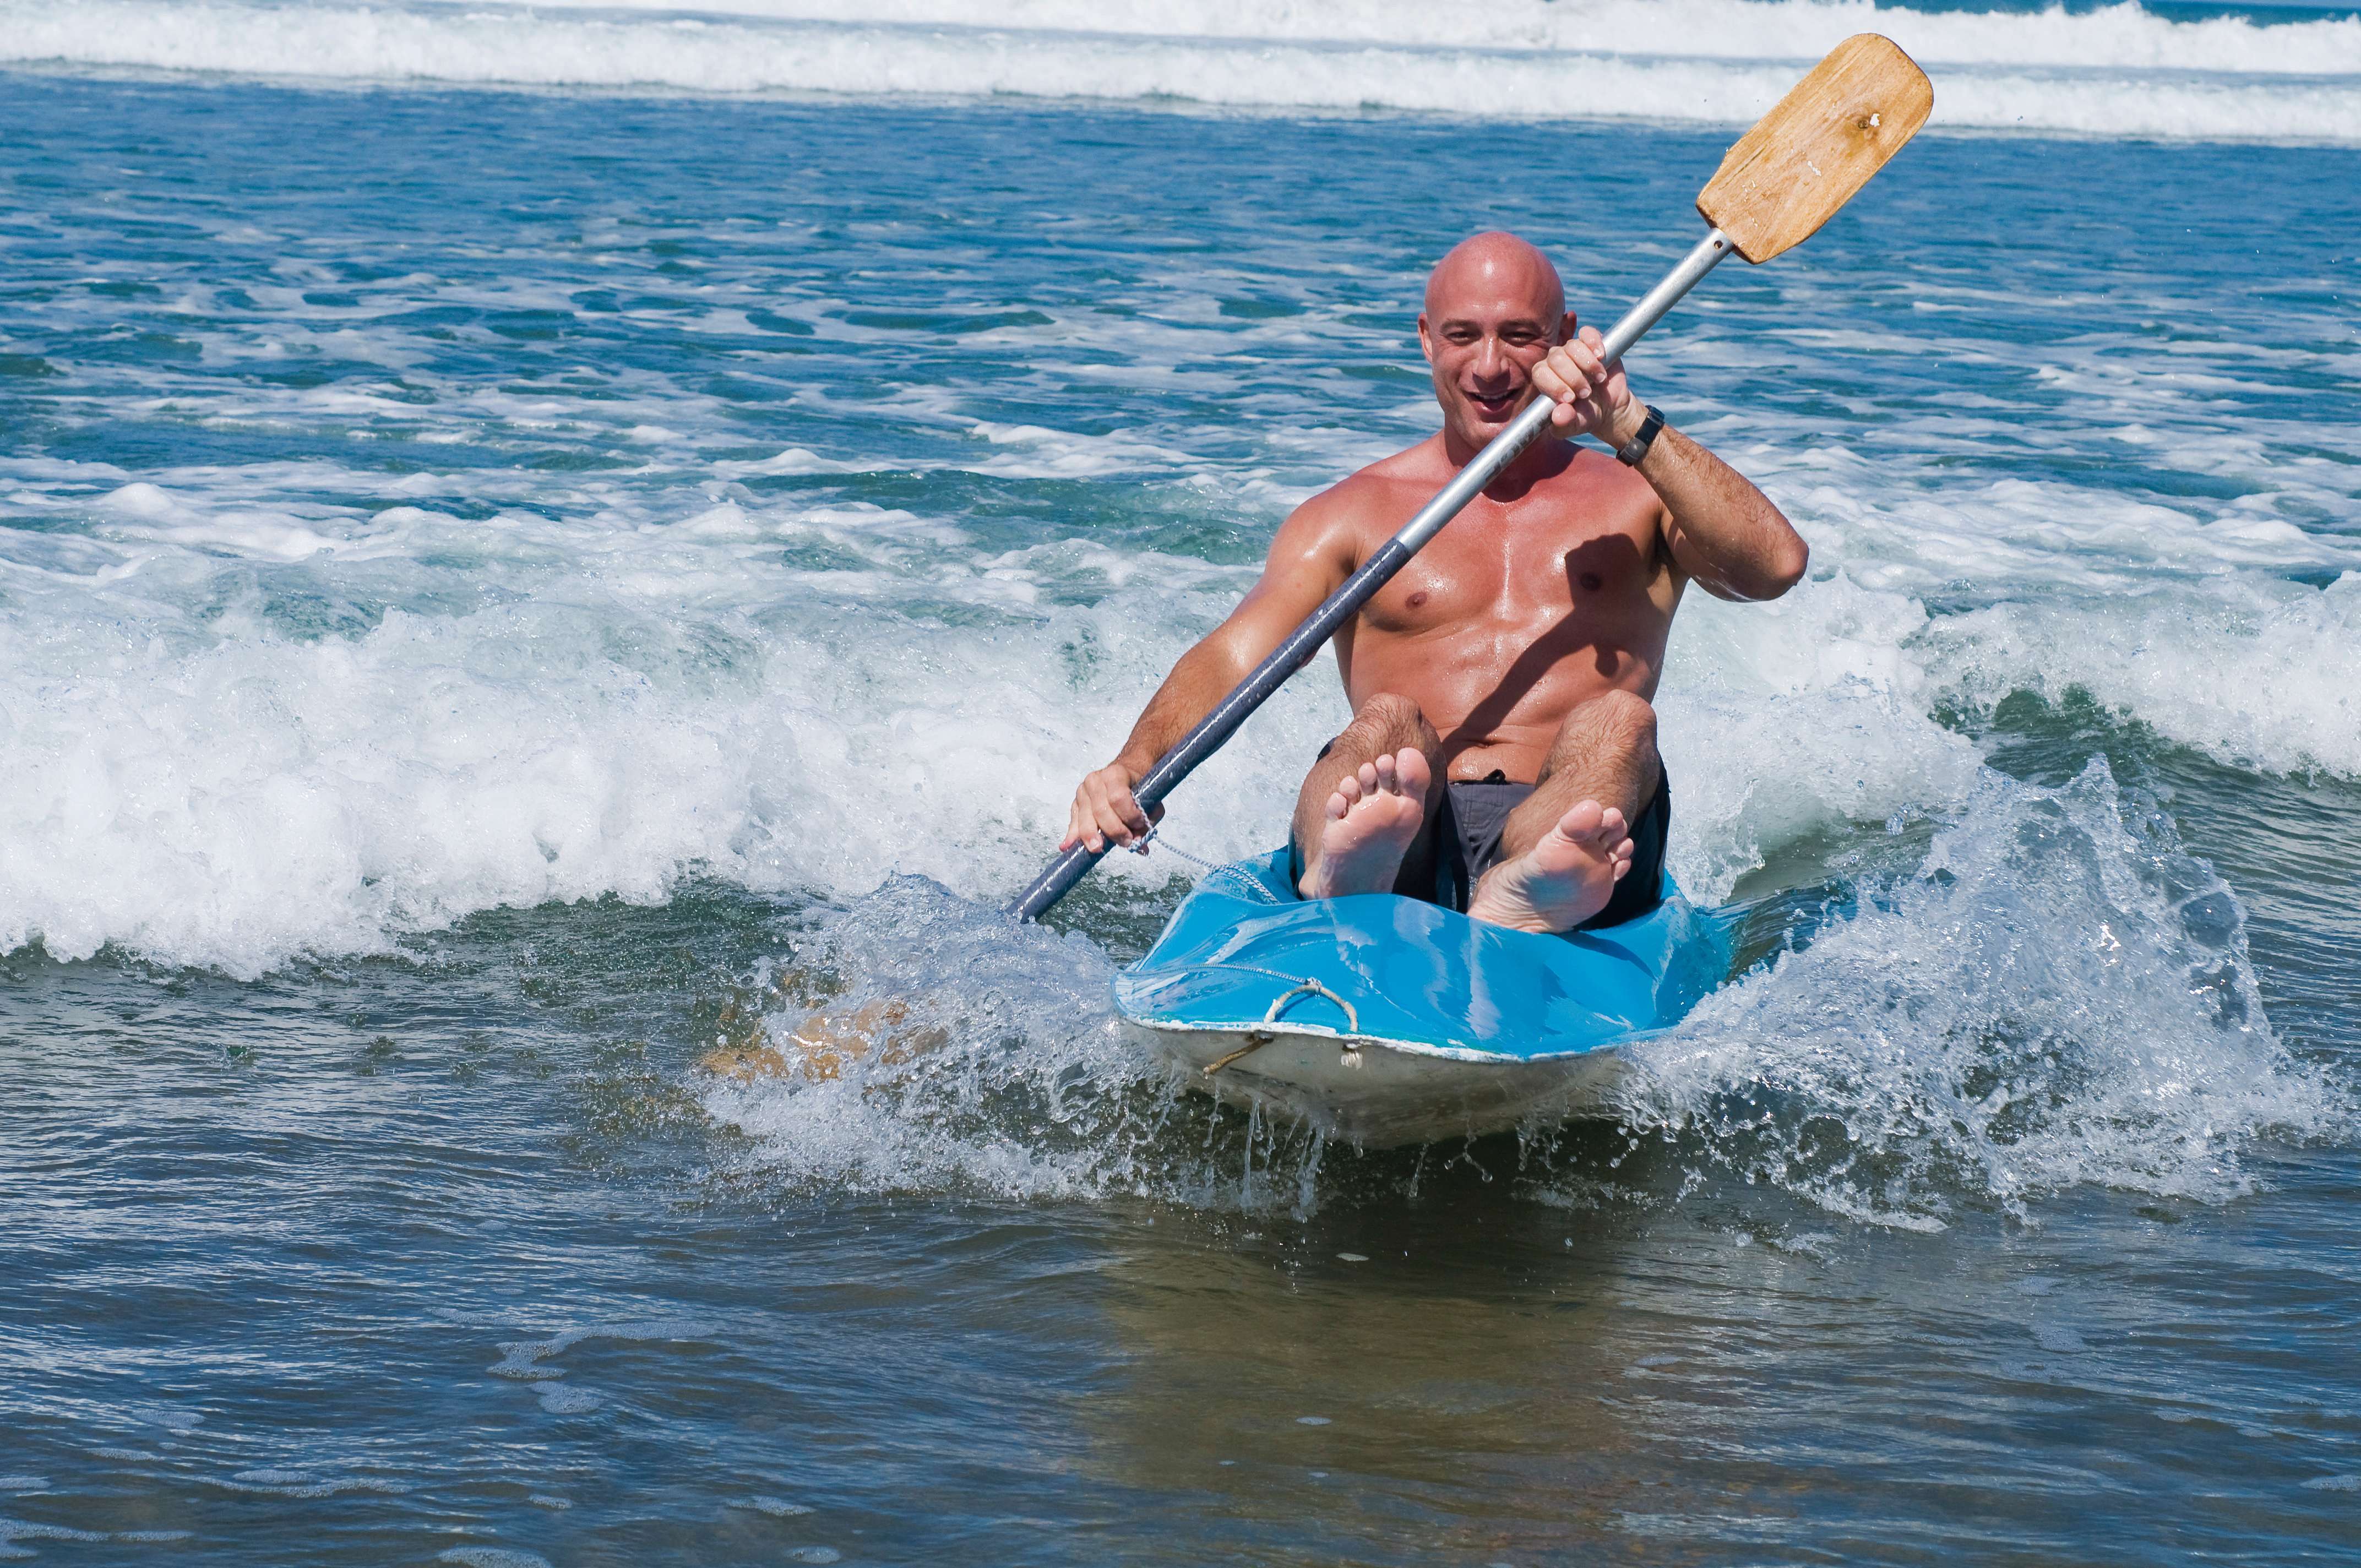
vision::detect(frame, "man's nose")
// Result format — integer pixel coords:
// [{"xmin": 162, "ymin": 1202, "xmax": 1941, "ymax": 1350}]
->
[{"xmin": 1471, "ymin": 336, "xmax": 1513, "ymax": 383}]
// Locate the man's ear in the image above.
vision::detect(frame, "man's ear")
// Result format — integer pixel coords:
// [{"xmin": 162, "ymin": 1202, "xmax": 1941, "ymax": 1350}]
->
[
  {"xmin": 1416, "ymin": 311, "xmax": 1434, "ymax": 362},
  {"xmin": 1559, "ymin": 312, "xmax": 1579, "ymax": 345}
]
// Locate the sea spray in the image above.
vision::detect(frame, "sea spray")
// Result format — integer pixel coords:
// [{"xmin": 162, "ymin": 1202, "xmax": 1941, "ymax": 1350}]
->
[
  {"xmin": 700, "ymin": 758, "xmax": 2344, "ymax": 1223},
  {"xmin": 699, "ymin": 875, "xmax": 1337, "ymax": 1213},
  {"xmin": 1605, "ymin": 758, "xmax": 2346, "ymax": 1228}
]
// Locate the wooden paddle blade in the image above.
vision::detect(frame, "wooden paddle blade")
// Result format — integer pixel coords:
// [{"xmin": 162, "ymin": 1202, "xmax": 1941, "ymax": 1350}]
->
[{"xmin": 1697, "ymin": 34, "xmax": 1933, "ymax": 264}]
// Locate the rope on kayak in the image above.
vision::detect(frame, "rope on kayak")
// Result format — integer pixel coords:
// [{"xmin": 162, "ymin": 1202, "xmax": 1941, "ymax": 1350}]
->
[
  {"xmin": 1201, "ymin": 976, "xmax": 1361, "ymax": 1076},
  {"xmin": 1264, "ymin": 977, "xmax": 1359, "ymax": 1034},
  {"xmin": 1134, "ymin": 826, "xmax": 1225, "ymax": 878}
]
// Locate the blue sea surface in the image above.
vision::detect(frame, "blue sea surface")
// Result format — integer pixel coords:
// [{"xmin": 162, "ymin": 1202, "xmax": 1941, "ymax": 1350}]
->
[{"xmin": 3, "ymin": 27, "xmax": 2360, "ymax": 1568}]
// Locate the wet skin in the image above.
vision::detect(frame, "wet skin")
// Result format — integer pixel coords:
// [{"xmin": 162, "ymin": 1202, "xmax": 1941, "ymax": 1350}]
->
[{"xmin": 1329, "ymin": 439, "xmax": 1673, "ymax": 784}]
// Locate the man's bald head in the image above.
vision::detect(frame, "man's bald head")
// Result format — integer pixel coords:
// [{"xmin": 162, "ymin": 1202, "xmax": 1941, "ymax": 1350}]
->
[
  {"xmin": 1418, "ymin": 231, "xmax": 1574, "ymax": 455},
  {"xmin": 1423, "ymin": 231, "xmax": 1564, "ymax": 323}
]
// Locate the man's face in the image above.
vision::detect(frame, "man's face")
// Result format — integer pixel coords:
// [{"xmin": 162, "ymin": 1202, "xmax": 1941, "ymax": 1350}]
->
[{"xmin": 1417, "ymin": 255, "xmax": 1573, "ymax": 454}]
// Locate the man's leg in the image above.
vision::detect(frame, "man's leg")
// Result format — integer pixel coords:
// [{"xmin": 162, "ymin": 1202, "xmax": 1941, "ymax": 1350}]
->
[
  {"xmin": 1292, "ymin": 693, "xmax": 1444, "ymax": 900},
  {"xmin": 1466, "ymin": 690, "xmax": 1658, "ymax": 933}
]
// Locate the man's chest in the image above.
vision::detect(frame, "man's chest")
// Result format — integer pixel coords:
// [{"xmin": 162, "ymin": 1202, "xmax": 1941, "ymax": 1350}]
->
[{"xmin": 1357, "ymin": 496, "xmax": 1667, "ymax": 638}]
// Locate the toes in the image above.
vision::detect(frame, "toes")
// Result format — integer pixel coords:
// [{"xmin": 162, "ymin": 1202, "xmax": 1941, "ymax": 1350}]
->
[
  {"xmin": 1552, "ymin": 802, "xmax": 1628, "ymax": 848},
  {"xmin": 1393, "ymin": 747, "xmax": 1431, "ymax": 797},
  {"xmin": 1554, "ymin": 799, "xmax": 1606, "ymax": 842},
  {"xmin": 1372, "ymin": 753, "xmax": 1399, "ymax": 794}
]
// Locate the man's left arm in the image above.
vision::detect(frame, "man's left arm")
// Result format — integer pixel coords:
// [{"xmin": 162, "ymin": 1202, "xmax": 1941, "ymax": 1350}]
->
[{"xmin": 1535, "ymin": 326, "xmax": 1808, "ymax": 601}]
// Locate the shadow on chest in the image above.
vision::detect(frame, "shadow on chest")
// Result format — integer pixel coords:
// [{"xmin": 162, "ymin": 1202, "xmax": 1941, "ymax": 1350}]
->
[{"xmin": 1368, "ymin": 525, "xmax": 1656, "ymax": 632}]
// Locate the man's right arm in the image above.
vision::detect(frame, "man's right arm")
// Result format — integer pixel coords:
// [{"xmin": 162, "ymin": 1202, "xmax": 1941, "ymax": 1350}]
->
[{"xmin": 1061, "ymin": 489, "xmax": 1362, "ymax": 853}]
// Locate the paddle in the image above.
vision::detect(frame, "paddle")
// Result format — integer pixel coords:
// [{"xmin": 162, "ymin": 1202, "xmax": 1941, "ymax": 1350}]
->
[{"xmin": 1009, "ymin": 34, "xmax": 1933, "ymax": 923}]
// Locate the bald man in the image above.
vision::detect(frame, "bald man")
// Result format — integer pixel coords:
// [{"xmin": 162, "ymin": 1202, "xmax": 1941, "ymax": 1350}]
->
[{"xmin": 1062, "ymin": 232, "xmax": 1805, "ymax": 933}]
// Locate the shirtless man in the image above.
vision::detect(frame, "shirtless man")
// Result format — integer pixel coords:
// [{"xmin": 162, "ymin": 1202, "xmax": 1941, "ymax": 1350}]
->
[{"xmin": 1060, "ymin": 231, "xmax": 1807, "ymax": 933}]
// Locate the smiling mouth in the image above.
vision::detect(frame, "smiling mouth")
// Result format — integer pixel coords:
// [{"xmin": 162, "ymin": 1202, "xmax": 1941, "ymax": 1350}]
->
[{"xmin": 1468, "ymin": 389, "xmax": 1519, "ymax": 419}]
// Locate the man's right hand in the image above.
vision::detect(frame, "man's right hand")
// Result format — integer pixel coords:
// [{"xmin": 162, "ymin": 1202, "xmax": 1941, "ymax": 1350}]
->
[{"xmin": 1062, "ymin": 761, "xmax": 1163, "ymax": 854}]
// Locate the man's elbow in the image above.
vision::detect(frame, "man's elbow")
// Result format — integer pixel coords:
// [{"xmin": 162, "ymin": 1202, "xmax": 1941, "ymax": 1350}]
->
[{"xmin": 1764, "ymin": 533, "xmax": 1809, "ymax": 597}]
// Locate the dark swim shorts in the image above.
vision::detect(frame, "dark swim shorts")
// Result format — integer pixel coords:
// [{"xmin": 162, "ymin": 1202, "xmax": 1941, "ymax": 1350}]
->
[{"xmin": 1291, "ymin": 760, "xmax": 1671, "ymax": 932}]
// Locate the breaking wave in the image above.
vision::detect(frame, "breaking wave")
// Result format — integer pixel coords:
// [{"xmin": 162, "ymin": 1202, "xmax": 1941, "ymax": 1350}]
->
[{"xmin": 7, "ymin": 0, "xmax": 2361, "ymax": 143}]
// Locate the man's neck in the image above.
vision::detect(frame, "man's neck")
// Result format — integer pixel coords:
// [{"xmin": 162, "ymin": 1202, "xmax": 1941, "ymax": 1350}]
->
[{"xmin": 1440, "ymin": 422, "xmax": 1572, "ymax": 502}]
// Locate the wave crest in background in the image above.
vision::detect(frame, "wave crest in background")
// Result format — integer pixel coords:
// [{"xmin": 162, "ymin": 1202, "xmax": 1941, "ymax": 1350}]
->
[
  {"xmin": 0, "ymin": 477, "xmax": 1329, "ymax": 977},
  {"xmin": 6, "ymin": 469, "xmax": 2352, "ymax": 977},
  {"xmin": 7, "ymin": 0, "xmax": 2361, "ymax": 143}
]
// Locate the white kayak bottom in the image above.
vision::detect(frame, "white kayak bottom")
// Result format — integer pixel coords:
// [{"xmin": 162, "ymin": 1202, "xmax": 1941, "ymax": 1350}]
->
[{"xmin": 1129, "ymin": 1019, "xmax": 1633, "ymax": 1148}]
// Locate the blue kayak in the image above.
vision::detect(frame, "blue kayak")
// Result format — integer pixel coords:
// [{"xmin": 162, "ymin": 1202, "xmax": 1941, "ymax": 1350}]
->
[{"xmin": 1113, "ymin": 850, "xmax": 1737, "ymax": 1146}]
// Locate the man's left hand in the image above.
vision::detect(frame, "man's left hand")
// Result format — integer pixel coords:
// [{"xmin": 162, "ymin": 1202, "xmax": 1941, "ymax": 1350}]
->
[{"xmin": 1533, "ymin": 325, "xmax": 1644, "ymax": 449}]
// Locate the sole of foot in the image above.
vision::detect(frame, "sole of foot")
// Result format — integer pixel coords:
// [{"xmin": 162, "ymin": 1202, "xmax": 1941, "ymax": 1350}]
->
[
  {"xmin": 1300, "ymin": 747, "xmax": 1431, "ymax": 899},
  {"xmin": 1465, "ymin": 798, "xmax": 1634, "ymax": 934}
]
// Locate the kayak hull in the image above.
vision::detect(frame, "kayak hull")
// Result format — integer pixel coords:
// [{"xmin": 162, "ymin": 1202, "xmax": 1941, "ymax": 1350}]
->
[
  {"xmin": 1114, "ymin": 850, "xmax": 1733, "ymax": 1147},
  {"xmin": 1135, "ymin": 1019, "xmax": 1635, "ymax": 1147}
]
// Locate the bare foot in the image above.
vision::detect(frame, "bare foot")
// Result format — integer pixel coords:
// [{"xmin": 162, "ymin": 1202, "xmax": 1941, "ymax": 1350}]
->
[
  {"xmin": 1465, "ymin": 799, "xmax": 1635, "ymax": 933},
  {"xmin": 1300, "ymin": 747, "xmax": 1430, "ymax": 899}
]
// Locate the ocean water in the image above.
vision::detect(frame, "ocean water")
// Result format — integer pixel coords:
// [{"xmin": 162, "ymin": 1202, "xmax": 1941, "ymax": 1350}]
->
[{"xmin": 3, "ymin": 2, "xmax": 2360, "ymax": 1562}]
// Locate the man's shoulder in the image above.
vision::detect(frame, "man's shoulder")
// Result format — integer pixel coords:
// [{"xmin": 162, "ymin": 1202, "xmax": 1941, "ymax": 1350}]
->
[
  {"xmin": 1293, "ymin": 437, "xmax": 1448, "ymax": 519},
  {"xmin": 1352, "ymin": 434, "xmax": 1455, "ymax": 488}
]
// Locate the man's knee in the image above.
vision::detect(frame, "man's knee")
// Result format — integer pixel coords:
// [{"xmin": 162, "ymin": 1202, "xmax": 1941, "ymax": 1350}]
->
[
  {"xmin": 1584, "ymin": 689, "xmax": 1657, "ymax": 749},
  {"xmin": 1547, "ymin": 690, "xmax": 1657, "ymax": 771},
  {"xmin": 1347, "ymin": 691, "xmax": 1432, "ymax": 747}
]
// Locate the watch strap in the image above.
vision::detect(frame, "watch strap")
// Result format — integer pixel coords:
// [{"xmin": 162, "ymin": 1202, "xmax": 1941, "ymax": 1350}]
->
[{"xmin": 1615, "ymin": 404, "xmax": 1665, "ymax": 466}]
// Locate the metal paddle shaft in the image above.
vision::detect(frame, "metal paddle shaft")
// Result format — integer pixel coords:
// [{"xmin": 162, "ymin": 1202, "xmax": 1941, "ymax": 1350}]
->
[{"xmin": 1007, "ymin": 230, "xmax": 1736, "ymax": 921}]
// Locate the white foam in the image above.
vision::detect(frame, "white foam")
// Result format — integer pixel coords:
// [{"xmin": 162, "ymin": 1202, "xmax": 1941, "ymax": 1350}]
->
[
  {"xmin": 699, "ymin": 878, "xmax": 1334, "ymax": 1212},
  {"xmin": 1930, "ymin": 571, "xmax": 2361, "ymax": 778},
  {"xmin": 736, "ymin": 1497, "xmax": 817, "ymax": 1517},
  {"xmin": 487, "ymin": 1317, "xmax": 714, "ymax": 1378},
  {"xmin": 530, "ymin": 1382, "xmax": 603, "ymax": 1414},
  {"xmin": 1659, "ymin": 568, "xmax": 1990, "ymax": 902},
  {"xmin": 699, "ymin": 754, "xmax": 2346, "ymax": 1222},
  {"xmin": 0, "ymin": 1520, "xmax": 106, "ymax": 1557},
  {"xmin": 7, "ymin": 0, "xmax": 2361, "ymax": 143},
  {"xmin": 429, "ymin": 0, "xmax": 2361, "ymax": 75},
  {"xmin": 4, "ymin": 422, "xmax": 2352, "ymax": 973},
  {"xmin": 0, "ymin": 431, "xmax": 1354, "ymax": 975},
  {"xmin": 1745, "ymin": 439, "xmax": 2361, "ymax": 779},
  {"xmin": 218, "ymin": 1468, "xmax": 412, "ymax": 1498},
  {"xmin": 1614, "ymin": 758, "xmax": 2346, "ymax": 1227}
]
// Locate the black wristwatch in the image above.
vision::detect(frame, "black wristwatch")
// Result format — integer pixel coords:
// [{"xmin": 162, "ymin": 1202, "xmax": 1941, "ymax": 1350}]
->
[{"xmin": 1614, "ymin": 404, "xmax": 1665, "ymax": 466}]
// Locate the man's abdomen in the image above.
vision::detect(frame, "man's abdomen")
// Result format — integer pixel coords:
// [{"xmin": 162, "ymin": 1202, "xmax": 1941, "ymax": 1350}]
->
[{"xmin": 1343, "ymin": 627, "xmax": 1665, "ymax": 784}]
